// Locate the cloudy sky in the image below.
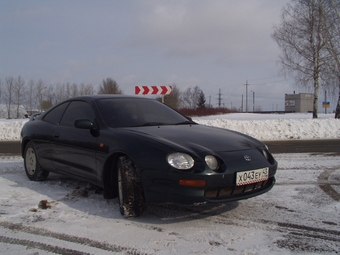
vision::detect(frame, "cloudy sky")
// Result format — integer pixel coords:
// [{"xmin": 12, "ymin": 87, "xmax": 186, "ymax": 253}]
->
[{"xmin": 1, "ymin": 0, "xmax": 334, "ymax": 111}]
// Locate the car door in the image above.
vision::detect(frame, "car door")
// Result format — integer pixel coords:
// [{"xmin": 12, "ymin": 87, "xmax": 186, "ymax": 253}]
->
[
  {"xmin": 33, "ymin": 101, "xmax": 70, "ymax": 171},
  {"xmin": 50, "ymin": 100, "xmax": 98, "ymax": 181}
]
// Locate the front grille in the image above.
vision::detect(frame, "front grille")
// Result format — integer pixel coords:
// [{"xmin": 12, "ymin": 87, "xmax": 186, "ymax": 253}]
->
[{"xmin": 204, "ymin": 179, "xmax": 270, "ymax": 199}]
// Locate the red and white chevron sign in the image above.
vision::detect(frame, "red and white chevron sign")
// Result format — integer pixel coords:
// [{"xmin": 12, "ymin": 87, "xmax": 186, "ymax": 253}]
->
[{"xmin": 135, "ymin": 86, "xmax": 172, "ymax": 95}]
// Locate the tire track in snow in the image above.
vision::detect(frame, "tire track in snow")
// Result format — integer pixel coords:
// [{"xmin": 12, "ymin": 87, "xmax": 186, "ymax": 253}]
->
[
  {"xmin": 0, "ymin": 235, "xmax": 90, "ymax": 255},
  {"xmin": 0, "ymin": 221, "xmax": 148, "ymax": 255},
  {"xmin": 318, "ymin": 168, "xmax": 340, "ymax": 202},
  {"xmin": 148, "ymin": 204, "xmax": 340, "ymax": 253}
]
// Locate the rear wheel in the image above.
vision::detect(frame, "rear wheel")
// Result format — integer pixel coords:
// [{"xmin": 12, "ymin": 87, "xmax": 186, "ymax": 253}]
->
[
  {"xmin": 24, "ymin": 141, "xmax": 49, "ymax": 181},
  {"xmin": 117, "ymin": 156, "xmax": 145, "ymax": 217}
]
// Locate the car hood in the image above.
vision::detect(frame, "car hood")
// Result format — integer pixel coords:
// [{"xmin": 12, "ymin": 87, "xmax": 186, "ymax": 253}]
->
[{"xmin": 123, "ymin": 124, "xmax": 264, "ymax": 153}]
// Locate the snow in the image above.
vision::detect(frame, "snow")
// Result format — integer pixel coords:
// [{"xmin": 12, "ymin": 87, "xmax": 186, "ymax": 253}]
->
[
  {"xmin": 0, "ymin": 112, "xmax": 340, "ymax": 254},
  {"xmin": 1, "ymin": 112, "xmax": 340, "ymax": 141},
  {"xmin": 193, "ymin": 112, "xmax": 340, "ymax": 141}
]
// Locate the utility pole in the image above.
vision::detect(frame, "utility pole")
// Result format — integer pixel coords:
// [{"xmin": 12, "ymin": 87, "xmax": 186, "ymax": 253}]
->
[
  {"xmin": 217, "ymin": 89, "xmax": 222, "ymax": 108},
  {"xmin": 241, "ymin": 94, "xmax": 243, "ymax": 112},
  {"xmin": 245, "ymin": 80, "xmax": 249, "ymax": 113},
  {"xmin": 251, "ymin": 91, "xmax": 255, "ymax": 112}
]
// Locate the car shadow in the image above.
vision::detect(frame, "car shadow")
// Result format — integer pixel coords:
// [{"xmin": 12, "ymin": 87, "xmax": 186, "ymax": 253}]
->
[
  {"xmin": 2, "ymin": 166, "xmax": 240, "ymax": 224},
  {"xmin": 143, "ymin": 202, "xmax": 240, "ymax": 223}
]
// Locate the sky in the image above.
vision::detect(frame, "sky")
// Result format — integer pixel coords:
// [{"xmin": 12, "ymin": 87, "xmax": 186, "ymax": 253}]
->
[{"xmin": 1, "ymin": 0, "xmax": 337, "ymax": 111}]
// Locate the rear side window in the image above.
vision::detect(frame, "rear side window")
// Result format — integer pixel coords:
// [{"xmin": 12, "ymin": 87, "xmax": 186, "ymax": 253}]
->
[
  {"xmin": 43, "ymin": 102, "xmax": 69, "ymax": 124},
  {"xmin": 60, "ymin": 101, "xmax": 95, "ymax": 127}
]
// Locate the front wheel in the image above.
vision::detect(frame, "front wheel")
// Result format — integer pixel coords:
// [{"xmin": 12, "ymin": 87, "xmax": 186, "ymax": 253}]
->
[
  {"xmin": 24, "ymin": 141, "xmax": 49, "ymax": 181},
  {"xmin": 117, "ymin": 156, "xmax": 145, "ymax": 217}
]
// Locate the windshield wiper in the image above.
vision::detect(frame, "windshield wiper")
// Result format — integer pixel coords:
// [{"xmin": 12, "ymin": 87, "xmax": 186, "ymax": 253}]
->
[{"xmin": 138, "ymin": 122, "xmax": 166, "ymax": 127}]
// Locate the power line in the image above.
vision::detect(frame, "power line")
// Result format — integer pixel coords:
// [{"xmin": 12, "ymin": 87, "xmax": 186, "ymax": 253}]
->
[
  {"xmin": 248, "ymin": 75, "xmax": 282, "ymax": 81},
  {"xmin": 251, "ymin": 79, "xmax": 287, "ymax": 85}
]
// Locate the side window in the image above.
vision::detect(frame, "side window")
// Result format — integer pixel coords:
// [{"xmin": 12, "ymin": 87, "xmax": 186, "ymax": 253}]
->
[
  {"xmin": 60, "ymin": 101, "xmax": 95, "ymax": 127},
  {"xmin": 43, "ymin": 102, "xmax": 69, "ymax": 124}
]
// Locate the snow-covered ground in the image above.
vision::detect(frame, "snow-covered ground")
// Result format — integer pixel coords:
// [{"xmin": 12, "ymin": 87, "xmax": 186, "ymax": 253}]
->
[
  {"xmin": 0, "ymin": 154, "xmax": 339, "ymax": 254},
  {"xmin": 0, "ymin": 112, "xmax": 339, "ymax": 254},
  {"xmin": 1, "ymin": 112, "xmax": 340, "ymax": 141}
]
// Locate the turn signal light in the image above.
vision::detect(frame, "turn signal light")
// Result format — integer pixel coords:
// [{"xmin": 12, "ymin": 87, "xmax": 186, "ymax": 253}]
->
[{"xmin": 179, "ymin": 179, "xmax": 207, "ymax": 187}]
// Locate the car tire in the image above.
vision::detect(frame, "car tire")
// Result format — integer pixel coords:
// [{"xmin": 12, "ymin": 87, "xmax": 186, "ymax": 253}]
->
[
  {"xmin": 117, "ymin": 155, "xmax": 145, "ymax": 217},
  {"xmin": 24, "ymin": 141, "xmax": 49, "ymax": 181}
]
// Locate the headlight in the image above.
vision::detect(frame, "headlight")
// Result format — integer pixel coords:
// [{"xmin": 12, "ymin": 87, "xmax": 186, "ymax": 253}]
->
[
  {"xmin": 205, "ymin": 155, "xmax": 219, "ymax": 170},
  {"xmin": 167, "ymin": 153, "xmax": 194, "ymax": 170}
]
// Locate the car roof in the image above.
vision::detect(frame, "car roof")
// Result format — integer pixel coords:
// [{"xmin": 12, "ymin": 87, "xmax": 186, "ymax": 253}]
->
[
  {"xmin": 66, "ymin": 94, "xmax": 155, "ymax": 102},
  {"xmin": 71, "ymin": 94, "xmax": 144, "ymax": 99}
]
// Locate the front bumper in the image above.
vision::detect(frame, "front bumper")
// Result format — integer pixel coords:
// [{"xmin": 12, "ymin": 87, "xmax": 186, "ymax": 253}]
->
[{"xmin": 143, "ymin": 165, "xmax": 277, "ymax": 205}]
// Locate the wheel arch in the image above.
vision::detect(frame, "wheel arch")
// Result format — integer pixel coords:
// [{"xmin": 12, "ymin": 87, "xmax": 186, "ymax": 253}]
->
[
  {"xmin": 21, "ymin": 138, "xmax": 32, "ymax": 158},
  {"xmin": 102, "ymin": 152, "xmax": 126, "ymax": 199}
]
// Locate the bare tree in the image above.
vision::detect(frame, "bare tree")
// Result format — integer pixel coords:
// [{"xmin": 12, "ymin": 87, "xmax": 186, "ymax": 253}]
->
[
  {"xmin": 36, "ymin": 79, "xmax": 46, "ymax": 112},
  {"xmin": 70, "ymin": 83, "xmax": 78, "ymax": 97},
  {"xmin": 44, "ymin": 85, "xmax": 54, "ymax": 109},
  {"xmin": 182, "ymin": 86, "xmax": 202, "ymax": 109},
  {"xmin": 14, "ymin": 76, "xmax": 25, "ymax": 118},
  {"xmin": 54, "ymin": 83, "xmax": 67, "ymax": 104},
  {"xmin": 26, "ymin": 79, "xmax": 35, "ymax": 112},
  {"xmin": 197, "ymin": 90, "xmax": 206, "ymax": 108},
  {"xmin": 272, "ymin": 0, "xmax": 329, "ymax": 118},
  {"xmin": 65, "ymin": 82, "xmax": 72, "ymax": 98},
  {"xmin": 319, "ymin": 0, "xmax": 340, "ymax": 118},
  {"xmin": 98, "ymin": 78, "xmax": 122, "ymax": 94},
  {"xmin": 4, "ymin": 76, "xmax": 15, "ymax": 118},
  {"xmin": 53, "ymin": 82, "xmax": 94, "ymax": 104},
  {"xmin": 79, "ymin": 83, "xmax": 95, "ymax": 95}
]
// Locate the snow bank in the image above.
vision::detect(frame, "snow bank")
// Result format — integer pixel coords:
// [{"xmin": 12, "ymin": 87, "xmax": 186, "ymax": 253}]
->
[
  {"xmin": 193, "ymin": 112, "xmax": 340, "ymax": 140},
  {"xmin": 194, "ymin": 118, "xmax": 340, "ymax": 140},
  {"xmin": 0, "ymin": 119, "xmax": 28, "ymax": 141},
  {"xmin": 1, "ymin": 113, "xmax": 339, "ymax": 141}
]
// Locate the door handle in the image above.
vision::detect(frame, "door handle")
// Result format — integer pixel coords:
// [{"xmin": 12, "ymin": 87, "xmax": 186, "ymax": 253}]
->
[{"xmin": 53, "ymin": 132, "xmax": 60, "ymax": 138}]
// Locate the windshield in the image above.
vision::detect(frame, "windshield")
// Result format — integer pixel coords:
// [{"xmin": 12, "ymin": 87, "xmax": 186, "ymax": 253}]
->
[{"xmin": 96, "ymin": 98, "xmax": 194, "ymax": 128}]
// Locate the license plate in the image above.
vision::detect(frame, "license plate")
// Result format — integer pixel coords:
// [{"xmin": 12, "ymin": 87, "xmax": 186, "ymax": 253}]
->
[{"xmin": 236, "ymin": 168, "xmax": 269, "ymax": 186}]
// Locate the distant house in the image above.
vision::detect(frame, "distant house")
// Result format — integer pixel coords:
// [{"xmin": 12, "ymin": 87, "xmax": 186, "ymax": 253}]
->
[
  {"xmin": 285, "ymin": 93, "xmax": 313, "ymax": 113},
  {"xmin": 0, "ymin": 104, "xmax": 28, "ymax": 119}
]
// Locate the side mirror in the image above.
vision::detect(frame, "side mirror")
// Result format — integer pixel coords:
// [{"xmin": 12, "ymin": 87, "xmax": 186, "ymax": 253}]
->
[{"xmin": 74, "ymin": 119, "xmax": 97, "ymax": 130}]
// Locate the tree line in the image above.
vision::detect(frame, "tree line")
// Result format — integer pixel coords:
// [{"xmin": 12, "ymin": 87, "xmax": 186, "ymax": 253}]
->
[
  {"xmin": 0, "ymin": 76, "xmax": 217, "ymax": 118},
  {"xmin": 0, "ymin": 76, "xmax": 97, "ymax": 118},
  {"xmin": 272, "ymin": 0, "xmax": 340, "ymax": 118}
]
